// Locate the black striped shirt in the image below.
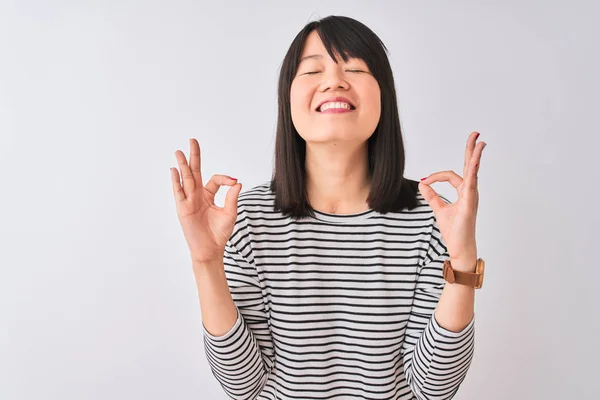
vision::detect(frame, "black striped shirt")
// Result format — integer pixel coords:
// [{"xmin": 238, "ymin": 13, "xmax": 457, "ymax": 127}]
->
[{"xmin": 203, "ymin": 182, "xmax": 475, "ymax": 400}]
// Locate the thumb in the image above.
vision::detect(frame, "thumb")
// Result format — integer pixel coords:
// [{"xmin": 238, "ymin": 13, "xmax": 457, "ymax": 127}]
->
[
  {"xmin": 418, "ymin": 182, "xmax": 445, "ymax": 213},
  {"xmin": 224, "ymin": 182, "xmax": 242, "ymax": 216}
]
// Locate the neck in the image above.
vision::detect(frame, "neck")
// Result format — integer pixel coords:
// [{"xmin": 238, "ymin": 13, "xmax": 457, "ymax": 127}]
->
[{"xmin": 305, "ymin": 143, "xmax": 371, "ymax": 215}]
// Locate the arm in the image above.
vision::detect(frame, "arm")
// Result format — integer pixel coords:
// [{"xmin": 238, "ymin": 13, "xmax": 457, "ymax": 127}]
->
[
  {"xmin": 435, "ymin": 270, "xmax": 476, "ymax": 333},
  {"xmin": 402, "ymin": 214, "xmax": 476, "ymax": 400},
  {"xmin": 195, "ymin": 261, "xmax": 239, "ymax": 337},
  {"xmin": 198, "ymin": 226, "xmax": 275, "ymax": 400}
]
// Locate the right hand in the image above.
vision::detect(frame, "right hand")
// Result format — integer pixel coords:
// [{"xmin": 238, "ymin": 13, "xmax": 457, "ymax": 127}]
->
[{"xmin": 170, "ymin": 138, "xmax": 242, "ymax": 265}]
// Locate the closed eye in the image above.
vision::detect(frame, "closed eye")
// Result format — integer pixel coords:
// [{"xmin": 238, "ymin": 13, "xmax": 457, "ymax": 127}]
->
[{"xmin": 302, "ymin": 69, "xmax": 366, "ymax": 76}]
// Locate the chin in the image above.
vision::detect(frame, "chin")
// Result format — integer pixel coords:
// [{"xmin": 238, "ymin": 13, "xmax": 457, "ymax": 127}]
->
[{"xmin": 303, "ymin": 131, "xmax": 369, "ymax": 145}]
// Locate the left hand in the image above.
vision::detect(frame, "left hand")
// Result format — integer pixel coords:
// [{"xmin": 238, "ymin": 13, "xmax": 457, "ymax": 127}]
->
[{"xmin": 418, "ymin": 131, "xmax": 487, "ymax": 272}]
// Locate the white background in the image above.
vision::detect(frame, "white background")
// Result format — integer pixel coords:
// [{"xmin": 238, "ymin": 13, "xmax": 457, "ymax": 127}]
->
[{"xmin": 1, "ymin": 0, "xmax": 598, "ymax": 399}]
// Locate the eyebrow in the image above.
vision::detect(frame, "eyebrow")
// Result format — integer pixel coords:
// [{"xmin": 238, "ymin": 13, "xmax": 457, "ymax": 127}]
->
[{"xmin": 299, "ymin": 54, "xmax": 323, "ymax": 64}]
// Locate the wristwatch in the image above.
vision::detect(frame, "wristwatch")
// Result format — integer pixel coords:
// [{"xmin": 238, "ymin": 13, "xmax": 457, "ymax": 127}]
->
[{"xmin": 442, "ymin": 258, "xmax": 485, "ymax": 289}]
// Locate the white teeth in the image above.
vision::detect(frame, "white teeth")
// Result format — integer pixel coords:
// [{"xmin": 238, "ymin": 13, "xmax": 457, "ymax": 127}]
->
[{"xmin": 319, "ymin": 102, "xmax": 352, "ymax": 112}]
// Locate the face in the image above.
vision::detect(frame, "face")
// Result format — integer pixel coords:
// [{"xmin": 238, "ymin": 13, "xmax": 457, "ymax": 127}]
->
[{"xmin": 290, "ymin": 30, "xmax": 381, "ymax": 146}]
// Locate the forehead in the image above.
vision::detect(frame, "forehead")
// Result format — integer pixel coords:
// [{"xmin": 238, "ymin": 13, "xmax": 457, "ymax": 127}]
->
[
  {"xmin": 301, "ymin": 31, "xmax": 325, "ymax": 54},
  {"xmin": 300, "ymin": 30, "xmax": 344, "ymax": 62}
]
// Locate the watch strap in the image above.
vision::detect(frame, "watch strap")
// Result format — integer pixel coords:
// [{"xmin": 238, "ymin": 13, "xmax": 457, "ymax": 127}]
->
[{"xmin": 442, "ymin": 258, "xmax": 485, "ymax": 289}]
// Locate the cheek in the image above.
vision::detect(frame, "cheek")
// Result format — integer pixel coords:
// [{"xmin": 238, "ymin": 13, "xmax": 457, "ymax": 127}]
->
[
  {"xmin": 362, "ymin": 86, "xmax": 382, "ymax": 120},
  {"xmin": 289, "ymin": 84, "xmax": 311, "ymax": 133},
  {"xmin": 290, "ymin": 82, "xmax": 310, "ymax": 109}
]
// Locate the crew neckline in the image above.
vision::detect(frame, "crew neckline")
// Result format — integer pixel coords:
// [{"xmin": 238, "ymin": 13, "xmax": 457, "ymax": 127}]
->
[{"xmin": 310, "ymin": 207, "xmax": 377, "ymax": 224}]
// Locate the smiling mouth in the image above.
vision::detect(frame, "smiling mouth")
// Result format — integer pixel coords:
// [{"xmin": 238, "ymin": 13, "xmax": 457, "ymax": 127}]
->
[
  {"xmin": 318, "ymin": 107, "xmax": 355, "ymax": 114},
  {"xmin": 316, "ymin": 101, "xmax": 356, "ymax": 112}
]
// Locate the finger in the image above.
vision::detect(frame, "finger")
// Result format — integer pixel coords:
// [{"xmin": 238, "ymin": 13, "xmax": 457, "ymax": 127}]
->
[
  {"xmin": 464, "ymin": 142, "xmax": 486, "ymax": 189},
  {"xmin": 171, "ymin": 167, "xmax": 186, "ymax": 202},
  {"xmin": 174, "ymin": 149, "xmax": 196, "ymax": 197},
  {"xmin": 464, "ymin": 131, "xmax": 480, "ymax": 177},
  {"xmin": 205, "ymin": 174, "xmax": 239, "ymax": 197},
  {"xmin": 463, "ymin": 132, "xmax": 481, "ymax": 178},
  {"xmin": 463, "ymin": 132, "xmax": 479, "ymax": 176},
  {"xmin": 224, "ymin": 182, "xmax": 243, "ymax": 216},
  {"xmin": 421, "ymin": 170, "xmax": 463, "ymax": 189},
  {"xmin": 189, "ymin": 138, "xmax": 203, "ymax": 188}
]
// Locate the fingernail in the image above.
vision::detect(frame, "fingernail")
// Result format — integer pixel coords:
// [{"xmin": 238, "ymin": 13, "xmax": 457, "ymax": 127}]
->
[
  {"xmin": 230, "ymin": 177, "xmax": 238, "ymax": 181},
  {"xmin": 476, "ymin": 132, "xmax": 480, "ymax": 139},
  {"xmin": 421, "ymin": 177, "xmax": 428, "ymax": 181}
]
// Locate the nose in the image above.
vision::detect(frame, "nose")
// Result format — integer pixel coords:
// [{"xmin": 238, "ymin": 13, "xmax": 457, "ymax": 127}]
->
[{"xmin": 320, "ymin": 66, "xmax": 350, "ymax": 92}]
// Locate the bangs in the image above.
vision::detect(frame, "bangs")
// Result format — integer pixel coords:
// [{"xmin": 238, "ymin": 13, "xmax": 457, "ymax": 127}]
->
[{"xmin": 311, "ymin": 18, "xmax": 388, "ymax": 78}]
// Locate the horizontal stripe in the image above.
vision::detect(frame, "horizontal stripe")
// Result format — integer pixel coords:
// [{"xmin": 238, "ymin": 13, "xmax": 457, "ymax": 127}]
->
[{"xmin": 202, "ymin": 182, "xmax": 475, "ymax": 400}]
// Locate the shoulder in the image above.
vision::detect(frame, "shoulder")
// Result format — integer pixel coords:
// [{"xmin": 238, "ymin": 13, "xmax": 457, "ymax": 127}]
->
[
  {"xmin": 236, "ymin": 181, "xmax": 275, "ymax": 216},
  {"xmin": 229, "ymin": 181, "xmax": 276, "ymax": 241}
]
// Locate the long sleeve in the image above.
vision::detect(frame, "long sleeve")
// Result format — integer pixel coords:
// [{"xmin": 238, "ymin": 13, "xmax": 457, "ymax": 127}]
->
[
  {"xmin": 202, "ymin": 221, "xmax": 275, "ymax": 400},
  {"xmin": 401, "ymin": 210, "xmax": 476, "ymax": 400}
]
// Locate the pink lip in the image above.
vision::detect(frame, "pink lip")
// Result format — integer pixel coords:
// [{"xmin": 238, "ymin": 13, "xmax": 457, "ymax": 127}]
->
[{"xmin": 315, "ymin": 96, "xmax": 356, "ymax": 111}]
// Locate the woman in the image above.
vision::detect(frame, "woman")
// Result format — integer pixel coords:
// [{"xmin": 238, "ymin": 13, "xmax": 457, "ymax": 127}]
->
[{"xmin": 171, "ymin": 15, "xmax": 486, "ymax": 400}]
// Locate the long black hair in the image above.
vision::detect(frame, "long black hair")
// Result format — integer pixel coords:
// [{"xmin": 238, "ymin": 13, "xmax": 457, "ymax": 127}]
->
[{"xmin": 270, "ymin": 15, "xmax": 420, "ymax": 219}]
